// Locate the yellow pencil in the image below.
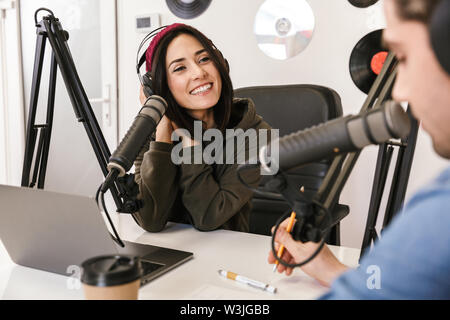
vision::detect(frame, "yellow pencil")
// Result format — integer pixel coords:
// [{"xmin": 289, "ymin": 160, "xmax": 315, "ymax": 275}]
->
[{"xmin": 273, "ymin": 211, "xmax": 296, "ymax": 272}]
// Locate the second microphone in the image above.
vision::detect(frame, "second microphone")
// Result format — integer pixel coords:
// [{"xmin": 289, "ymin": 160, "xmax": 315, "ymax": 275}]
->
[{"xmin": 260, "ymin": 100, "xmax": 412, "ymax": 174}]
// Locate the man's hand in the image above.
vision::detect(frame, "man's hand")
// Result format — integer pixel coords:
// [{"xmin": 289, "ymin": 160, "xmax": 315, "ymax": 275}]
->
[{"xmin": 268, "ymin": 217, "xmax": 349, "ymax": 287}]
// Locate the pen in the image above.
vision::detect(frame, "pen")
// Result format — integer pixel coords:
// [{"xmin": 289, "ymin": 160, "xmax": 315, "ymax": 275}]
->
[
  {"xmin": 218, "ymin": 270, "xmax": 277, "ymax": 294},
  {"xmin": 273, "ymin": 211, "xmax": 296, "ymax": 272}
]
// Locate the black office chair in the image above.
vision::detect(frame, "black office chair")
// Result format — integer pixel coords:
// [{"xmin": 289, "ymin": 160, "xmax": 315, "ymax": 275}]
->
[{"xmin": 234, "ymin": 84, "xmax": 349, "ymax": 245}]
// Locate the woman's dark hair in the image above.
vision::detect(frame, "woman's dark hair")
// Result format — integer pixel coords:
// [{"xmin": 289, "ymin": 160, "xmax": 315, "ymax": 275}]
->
[
  {"xmin": 150, "ymin": 25, "xmax": 233, "ymax": 136},
  {"xmin": 394, "ymin": 0, "xmax": 441, "ymax": 23}
]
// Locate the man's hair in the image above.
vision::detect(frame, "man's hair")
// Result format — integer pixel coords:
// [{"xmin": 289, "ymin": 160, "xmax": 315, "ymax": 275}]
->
[
  {"xmin": 150, "ymin": 25, "xmax": 233, "ymax": 136},
  {"xmin": 394, "ymin": 0, "xmax": 442, "ymax": 23}
]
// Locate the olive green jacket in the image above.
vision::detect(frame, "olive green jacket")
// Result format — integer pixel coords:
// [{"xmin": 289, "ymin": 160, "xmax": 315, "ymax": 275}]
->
[{"xmin": 132, "ymin": 98, "xmax": 271, "ymax": 233}]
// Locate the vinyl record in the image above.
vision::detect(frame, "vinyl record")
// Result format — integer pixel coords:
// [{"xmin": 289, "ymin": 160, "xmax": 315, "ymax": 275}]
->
[
  {"xmin": 349, "ymin": 29, "xmax": 388, "ymax": 94},
  {"xmin": 348, "ymin": 0, "xmax": 379, "ymax": 8},
  {"xmin": 166, "ymin": 0, "xmax": 211, "ymax": 19},
  {"xmin": 253, "ymin": 0, "xmax": 315, "ymax": 60}
]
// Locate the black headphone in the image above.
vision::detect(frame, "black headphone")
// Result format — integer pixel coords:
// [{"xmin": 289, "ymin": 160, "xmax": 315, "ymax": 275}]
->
[
  {"xmin": 430, "ymin": 0, "xmax": 450, "ymax": 75},
  {"xmin": 136, "ymin": 25, "xmax": 230, "ymax": 99},
  {"xmin": 136, "ymin": 26, "xmax": 165, "ymax": 99}
]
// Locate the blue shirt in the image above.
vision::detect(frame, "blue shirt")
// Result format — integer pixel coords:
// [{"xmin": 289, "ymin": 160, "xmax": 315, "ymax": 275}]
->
[{"xmin": 320, "ymin": 165, "xmax": 450, "ymax": 299}]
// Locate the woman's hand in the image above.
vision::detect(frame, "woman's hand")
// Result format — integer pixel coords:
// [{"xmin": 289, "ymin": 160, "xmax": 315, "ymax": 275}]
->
[
  {"xmin": 154, "ymin": 116, "xmax": 174, "ymax": 144},
  {"xmin": 268, "ymin": 218, "xmax": 349, "ymax": 287},
  {"xmin": 171, "ymin": 121, "xmax": 200, "ymax": 148},
  {"xmin": 139, "ymin": 85, "xmax": 148, "ymax": 105},
  {"xmin": 139, "ymin": 85, "xmax": 173, "ymax": 144}
]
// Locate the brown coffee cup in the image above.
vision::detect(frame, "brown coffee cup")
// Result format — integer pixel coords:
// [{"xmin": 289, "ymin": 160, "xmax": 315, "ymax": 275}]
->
[{"xmin": 81, "ymin": 255, "xmax": 142, "ymax": 300}]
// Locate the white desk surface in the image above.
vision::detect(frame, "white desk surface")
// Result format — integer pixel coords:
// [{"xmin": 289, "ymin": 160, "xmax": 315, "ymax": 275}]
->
[{"xmin": 0, "ymin": 215, "xmax": 360, "ymax": 300}]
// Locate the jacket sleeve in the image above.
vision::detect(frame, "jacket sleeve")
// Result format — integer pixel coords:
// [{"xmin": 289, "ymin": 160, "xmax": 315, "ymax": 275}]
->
[
  {"xmin": 132, "ymin": 140, "xmax": 179, "ymax": 232},
  {"xmin": 178, "ymin": 146, "xmax": 260, "ymax": 231}
]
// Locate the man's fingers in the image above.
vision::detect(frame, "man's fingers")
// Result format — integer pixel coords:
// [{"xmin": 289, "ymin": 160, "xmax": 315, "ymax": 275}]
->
[
  {"xmin": 275, "ymin": 227, "xmax": 292, "ymax": 246},
  {"xmin": 275, "ymin": 245, "xmax": 293, "ymax": 273},
  {"xmin": 271, "ymin": 217, "xmax": 297, "ymax": 235},
  {"xmin": 275, "ymin": 228, "xmax": 302, "ymax": 262},
  {"xmin": 267, "ymin": 241, "xmax": 282, "ymax": 264}
]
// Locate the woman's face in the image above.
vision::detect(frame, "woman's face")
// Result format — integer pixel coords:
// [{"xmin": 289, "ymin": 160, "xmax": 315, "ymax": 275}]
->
[{"xmin": 165, "ymin": 33, "xmax": 222, "ymax": 113}]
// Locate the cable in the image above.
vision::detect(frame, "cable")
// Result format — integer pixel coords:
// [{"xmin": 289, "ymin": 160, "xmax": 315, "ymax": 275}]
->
[
  {"xmin": 34, "ymin": 8, "xmax": 54, "ymax": 25},
  {"xmin": 271, "ymin": 200, "xmax": 333, "ymax": 269},
  {"xmin": 95, "ymin": 183, "xmax": 125, "ymax": 247}
]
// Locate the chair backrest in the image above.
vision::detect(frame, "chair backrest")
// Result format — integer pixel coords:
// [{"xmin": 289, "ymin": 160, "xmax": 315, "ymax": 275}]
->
[{"xmin": 234, "ymin": 84, "xmax": 344, "ymax": 236}]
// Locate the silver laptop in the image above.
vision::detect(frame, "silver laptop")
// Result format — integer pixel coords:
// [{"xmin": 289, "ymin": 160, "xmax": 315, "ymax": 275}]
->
[{"xmin": 0, "ymin": 184, "xmax": 193, "ymax": 286}]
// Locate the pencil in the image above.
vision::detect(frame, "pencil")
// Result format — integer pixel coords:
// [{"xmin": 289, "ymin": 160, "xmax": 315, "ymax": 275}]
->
[{"xmin": 273, "ymin": 211, "xmax": 296, "ymax": 272}]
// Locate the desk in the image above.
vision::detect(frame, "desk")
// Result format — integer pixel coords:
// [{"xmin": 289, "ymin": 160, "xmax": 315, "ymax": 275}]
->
[{"xmin": 0, "ymin": 215, "xmax": 360, "ymax": 300}]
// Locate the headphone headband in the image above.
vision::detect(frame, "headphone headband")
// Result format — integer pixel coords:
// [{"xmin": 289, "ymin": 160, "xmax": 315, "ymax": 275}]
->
[
  {"xmin": 136, "ymin": 25, "xmax": 167, "ymax": 77},
  {"xmin": 430, "ymin": 0, "xmax": 450, "ymax": 75}
]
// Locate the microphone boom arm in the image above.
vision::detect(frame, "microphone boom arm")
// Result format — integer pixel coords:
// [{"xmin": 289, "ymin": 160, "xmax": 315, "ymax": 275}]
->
[
  {"xmin": 258, "ymin": 52, "xmax": 418, "ymax": 266},
  {"xmin": 21, "ymin": 10, "xmax": 140, "ymax": 214},
  {"xmin": 315, "ymin": 53, "xmax": 399, "ymax": 209}
]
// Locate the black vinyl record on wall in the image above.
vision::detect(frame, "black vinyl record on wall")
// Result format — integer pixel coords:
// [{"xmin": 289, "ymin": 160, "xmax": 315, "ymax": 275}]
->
[
  {"xmin": 348, "ymin": 0, "xmax": 379, "ymax": 8},
  {"xmin": 166, "ymin": 0, "xmax": 212, "ymax": 19},
  {"xmin": 349, "ymin": 29, "xmax": 388, "ymax": 94}
]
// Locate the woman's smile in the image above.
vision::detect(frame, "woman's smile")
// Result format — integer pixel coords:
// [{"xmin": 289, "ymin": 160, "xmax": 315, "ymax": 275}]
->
[{"xmin": 190, "ymin": 82, "xmax": 213, "ymax": 96}]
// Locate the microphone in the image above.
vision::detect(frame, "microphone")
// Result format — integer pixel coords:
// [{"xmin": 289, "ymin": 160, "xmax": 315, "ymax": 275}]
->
[
  {"xmin": 101, "ymin": 95, "xmax": 168, "ymax": 192},
  {"xmin": 260, "ymin": 100, "xmax": 411, "ymax": 174}
]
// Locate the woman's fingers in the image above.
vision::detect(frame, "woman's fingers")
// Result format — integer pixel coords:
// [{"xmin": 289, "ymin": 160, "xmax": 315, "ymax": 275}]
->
[
  {"xmin": 139, "ymin": 85, "xmax": 147, "ymax": 105},
  {"xmin": 170, "ymin": 121, "xmax": 179, "ymax": 130},
  {"xmin": 155, "ymin": 116, "xmax": 174, "ymax": 143}
]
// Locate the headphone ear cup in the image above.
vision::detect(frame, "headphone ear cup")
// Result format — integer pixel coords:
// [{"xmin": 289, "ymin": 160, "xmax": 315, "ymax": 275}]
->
[
  {"xmin": 142, "ymin": 72, "xmax": 154, "ymax": 98},
  {"xmin": 430, "ymin": 0, "xmax": 450, "ymax": 75}
]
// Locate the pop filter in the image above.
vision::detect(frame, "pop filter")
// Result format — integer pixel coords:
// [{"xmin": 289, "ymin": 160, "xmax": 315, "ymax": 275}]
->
[{"xmin": 166, "ymin": 0, "xmax": 211, "ymax": 19}]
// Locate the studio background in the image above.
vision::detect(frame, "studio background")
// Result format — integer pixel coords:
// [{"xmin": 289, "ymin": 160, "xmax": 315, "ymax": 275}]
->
[{"xmin": 1, "ymin": 0, "xmax": 448, "ymax": 250}]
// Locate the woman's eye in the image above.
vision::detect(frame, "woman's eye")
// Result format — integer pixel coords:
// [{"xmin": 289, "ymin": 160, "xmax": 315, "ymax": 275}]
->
[
  {"xmin": 199, "ymin": 56, "xmax": 210, "ymax": 63},
  {"xmin": 173, "ymin": 66, "xmax": 186, "ymax": 72}
]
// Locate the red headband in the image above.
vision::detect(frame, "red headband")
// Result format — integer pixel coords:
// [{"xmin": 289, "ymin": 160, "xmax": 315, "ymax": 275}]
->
[{"xmin": 145, "ymin": 23, "xmax": 186, "ymax": 72}]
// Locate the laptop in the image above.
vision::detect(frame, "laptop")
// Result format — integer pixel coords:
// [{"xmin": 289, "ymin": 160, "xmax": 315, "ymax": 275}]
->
[{"xmin": 0, "ymin": 184, "xmax": 193, "ymax": 286}]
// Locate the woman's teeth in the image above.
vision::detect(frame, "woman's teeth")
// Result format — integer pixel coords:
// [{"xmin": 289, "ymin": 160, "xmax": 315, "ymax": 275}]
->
[{"xmin": 190, "ymin": 83, "xmax": 212, "ymax": 95}]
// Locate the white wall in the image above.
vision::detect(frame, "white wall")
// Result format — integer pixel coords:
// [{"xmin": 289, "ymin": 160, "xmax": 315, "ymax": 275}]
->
[
  {"xmin": 117, "ymin": 0, "xmax": 449, "ymax": 249},
  {"xmin": 0, "ymin": 0, "xmax": 25, "ymax": 186}
]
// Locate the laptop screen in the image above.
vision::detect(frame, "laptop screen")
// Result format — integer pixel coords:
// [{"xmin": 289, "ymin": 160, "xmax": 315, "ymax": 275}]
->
[{"xmin": 0, "ymin": 184, "xmax": 193, "ymax": 282}]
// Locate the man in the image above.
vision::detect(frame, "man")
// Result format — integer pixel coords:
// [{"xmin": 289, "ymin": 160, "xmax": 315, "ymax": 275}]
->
[{"xmin": 268, "ymin": 0, "xmax": 450, "ymax": 299}]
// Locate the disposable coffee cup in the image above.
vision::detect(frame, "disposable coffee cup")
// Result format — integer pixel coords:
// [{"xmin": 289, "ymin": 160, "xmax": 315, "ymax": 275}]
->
[{"xmin": 81, "ymin": 255, "xmax": 142, "ymax": 300}]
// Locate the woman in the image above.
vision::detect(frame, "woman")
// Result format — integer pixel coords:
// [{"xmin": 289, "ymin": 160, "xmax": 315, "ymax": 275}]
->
[{"xmin": 133, "ymin": 23, "xmax": 271, "ymax": 233}]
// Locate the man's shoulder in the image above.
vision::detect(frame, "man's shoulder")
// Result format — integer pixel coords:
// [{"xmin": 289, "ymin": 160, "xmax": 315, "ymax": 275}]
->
[
  {"xmin": 321, "ymin": 166, "xmax": 450, "ymax": 300},
  {"xmin": 404, "ymin": 166, "xmax": 450, "ymax": 215}
]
